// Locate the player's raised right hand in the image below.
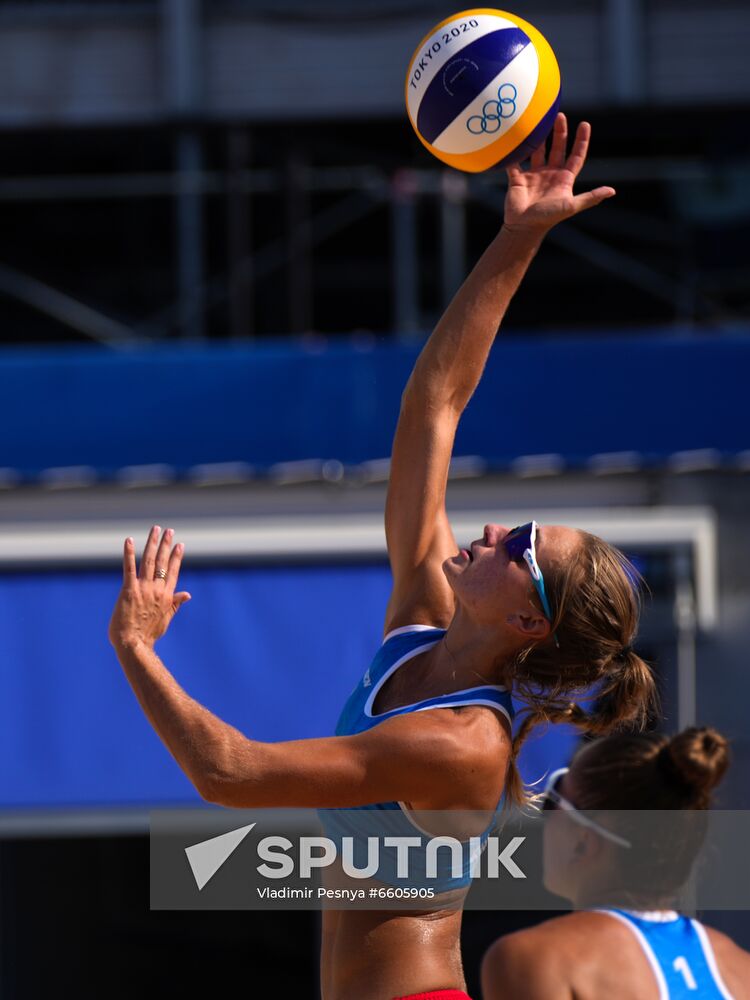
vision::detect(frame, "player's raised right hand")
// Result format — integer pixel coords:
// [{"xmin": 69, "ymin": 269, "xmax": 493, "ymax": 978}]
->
[{"xmin": 504, "ymin": 113, "xmax": 615, "ymax": 235}]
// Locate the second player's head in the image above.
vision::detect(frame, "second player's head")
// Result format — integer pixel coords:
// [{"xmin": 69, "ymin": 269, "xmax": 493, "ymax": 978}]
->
[{"xmin": 542, "ymin": 726, "xmax": 730, "ymax": 906}]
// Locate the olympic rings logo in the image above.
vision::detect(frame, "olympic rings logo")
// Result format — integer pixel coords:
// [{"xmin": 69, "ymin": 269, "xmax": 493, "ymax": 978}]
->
[{"xmin": 466, "ymin": 83, "xmax": 517, "ymax": 135}]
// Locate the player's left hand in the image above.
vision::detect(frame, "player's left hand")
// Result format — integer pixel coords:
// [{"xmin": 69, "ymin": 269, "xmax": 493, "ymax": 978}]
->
[
  {"xmin": 503, "ymin": 113, "xmax": 615, "ymax": 234},
  {"xmin": 108, "ymin": 526, "xmax": 191, "ymax": 650}
]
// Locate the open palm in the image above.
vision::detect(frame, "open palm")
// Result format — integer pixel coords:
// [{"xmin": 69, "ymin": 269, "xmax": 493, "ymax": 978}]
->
[{"xmin": 504, "ymin": 113, "xmax": 615, "ymax": 233}]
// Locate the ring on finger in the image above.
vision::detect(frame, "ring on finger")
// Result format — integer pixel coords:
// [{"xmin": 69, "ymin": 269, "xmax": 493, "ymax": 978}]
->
[{"xmin": 155, "ymin": 567, "xmax": 167, "ymax": 580}]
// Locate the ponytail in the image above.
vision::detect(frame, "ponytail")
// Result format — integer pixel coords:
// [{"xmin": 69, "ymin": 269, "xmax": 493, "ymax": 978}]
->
[
  {"xmin": 590, "ymin": 649, "xmax": 658, "ymax": 734},
  {"xmin": 501, "ymin": 531, "xmax": 659, "ymax": 807}
]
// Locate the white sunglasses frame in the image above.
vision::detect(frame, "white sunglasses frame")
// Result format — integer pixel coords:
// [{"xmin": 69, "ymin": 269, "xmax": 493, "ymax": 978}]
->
[
  {"xmin": 542, "ymin": 767, "xmax": 632, "ymax": 849},
  {"xmin": 508, "ymin": 521, "xmax": 560, "ymax": 648}
]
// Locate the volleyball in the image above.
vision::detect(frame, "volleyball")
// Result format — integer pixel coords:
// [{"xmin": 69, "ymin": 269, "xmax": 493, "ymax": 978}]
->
[{"xmin": 405, "ymin": 9, "xmax": 561, "ymax": 172}]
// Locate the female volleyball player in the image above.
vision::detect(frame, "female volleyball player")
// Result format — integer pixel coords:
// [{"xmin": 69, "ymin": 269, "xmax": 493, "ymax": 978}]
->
[
  {"xmin": 482, "ymin": 726, "xmax": 750, "ymax": 999},
  {"xmin": 110, "ymin": 114, "xmax": 657, "ymax": 1000}
]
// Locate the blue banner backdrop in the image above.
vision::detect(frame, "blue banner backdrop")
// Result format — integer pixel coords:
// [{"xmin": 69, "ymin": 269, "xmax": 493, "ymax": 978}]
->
[{"xmin": 0, "ymin": 332, "xmax": 747, "ymax": 477}]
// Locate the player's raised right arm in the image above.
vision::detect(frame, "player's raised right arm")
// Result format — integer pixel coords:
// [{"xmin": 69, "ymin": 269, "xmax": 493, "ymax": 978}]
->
[
  {"xmin": 383, "ymin": 225, "xmax": 543, "ymax": 635},
  {"xmin": 383, "ymin": 115, "xmax": 614, "ymax": 636}
]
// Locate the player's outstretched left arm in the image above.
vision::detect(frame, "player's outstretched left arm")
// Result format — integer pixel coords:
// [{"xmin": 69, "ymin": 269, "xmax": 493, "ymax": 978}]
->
[{"xmin": 109, "ymin": 529, "xmax": 507, "ymax": 808}]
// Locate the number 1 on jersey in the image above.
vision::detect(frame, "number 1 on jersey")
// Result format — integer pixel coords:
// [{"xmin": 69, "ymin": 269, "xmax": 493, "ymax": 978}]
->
[{"xmin": 673, "ymin": 955, "xmax": 698, "ymax": 990}]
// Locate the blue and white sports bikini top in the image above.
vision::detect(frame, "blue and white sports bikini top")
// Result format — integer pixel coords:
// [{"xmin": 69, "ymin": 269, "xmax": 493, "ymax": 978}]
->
[
  {"xmin": 320, "ymin": 625, "xmax": 514, "ymax": 890},
  {"xmin": 335, "ymin": 624, "xmax": 514, "ymax": 737},
  {"xmin": 594, "ymin": 909, "xmax": 735, "ymax": 999}
]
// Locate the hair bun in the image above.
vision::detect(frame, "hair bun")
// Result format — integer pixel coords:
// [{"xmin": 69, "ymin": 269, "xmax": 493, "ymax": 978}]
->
[{"xmin": 662, "ymin": 727, "xmax": 730, "ymax": 796}]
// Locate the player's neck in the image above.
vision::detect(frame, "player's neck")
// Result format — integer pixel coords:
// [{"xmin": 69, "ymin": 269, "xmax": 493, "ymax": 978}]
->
[
  {"xmin": 572, "ymin": 884, "xmax": 680, "ymax": 914},
  {"xmin": 439, "ymin": 612, "xmax": 518, "ymax": 688}
]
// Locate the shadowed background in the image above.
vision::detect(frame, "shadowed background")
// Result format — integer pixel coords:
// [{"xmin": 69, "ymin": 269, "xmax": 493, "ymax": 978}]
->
[{"xmin": 0, "ymin": 1, "xmax": 749, "ymax": 996}]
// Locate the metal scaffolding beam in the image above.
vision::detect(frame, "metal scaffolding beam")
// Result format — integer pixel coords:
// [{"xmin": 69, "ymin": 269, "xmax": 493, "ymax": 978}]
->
[{"xmin": 163, "ymin": 0, "xmax": 205, "ymax": 340}]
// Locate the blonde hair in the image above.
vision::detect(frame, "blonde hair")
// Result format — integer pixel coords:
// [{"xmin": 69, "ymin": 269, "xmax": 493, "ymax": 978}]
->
[{"xmin": 503, "ymin": 531, "xmax": 658, "ymax": 806}]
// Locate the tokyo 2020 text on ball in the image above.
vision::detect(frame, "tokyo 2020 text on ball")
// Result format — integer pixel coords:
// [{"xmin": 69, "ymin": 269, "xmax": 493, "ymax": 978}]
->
[{"xmin": 405, "ymin": 8, "xmax": 561, "ymax": 172}]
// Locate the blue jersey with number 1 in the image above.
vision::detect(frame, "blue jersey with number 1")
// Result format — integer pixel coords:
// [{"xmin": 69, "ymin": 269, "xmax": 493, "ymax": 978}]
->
[{"xmin": 596, "ymin": 910, "xmax": 734, "ymax": 999}]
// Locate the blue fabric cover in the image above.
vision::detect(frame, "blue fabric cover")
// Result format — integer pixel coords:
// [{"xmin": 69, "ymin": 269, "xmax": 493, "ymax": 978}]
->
[{"xmin": 0, "ymin": 333, "xmax": 746, "ymax": 477}]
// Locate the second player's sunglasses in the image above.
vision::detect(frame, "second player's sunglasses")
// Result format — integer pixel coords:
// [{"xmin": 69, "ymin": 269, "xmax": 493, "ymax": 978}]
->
[
  {"xmin": 542, "ymin": 768, "xmax": 632, "ymax": 848},
  {"xmin": 503, "ymin": 521, "xmax": 559, "ymax": 645}
]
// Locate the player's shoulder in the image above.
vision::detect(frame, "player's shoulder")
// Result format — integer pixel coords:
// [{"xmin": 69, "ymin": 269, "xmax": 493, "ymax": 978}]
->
[
  {"xmin": 702, "ymin": 924, "xmax": 750, "ymax": 1000},
  {"xmin": 380, "ymin": 699, "xmax": 510, "ymax": 763},
  {"xmin": 482, "ymin": 912, "xmax": 638, "ymax": 1000},
  {"xmin": 449, "ymin": 699, "xmax": 512, "ymax": 737},
  {"xmin": 703, "ymin": 923, "xmax": 750, "ymax": 958},
  {"xmin": 482, "ymin": 920, "xmax": 573, "ymax": 998},
  {"xmin": 373, "ymin": 702, "xmax": 510, "ymax": 811},
  {"xmin": 429, "ymin": 701, "xmax": 512, "ymax": 775},
  {"xmin": 501, "ymin": 911, "xmax": 625, "ymax": 945},
  {"xmin": 485, "ymin": 912, "xmax": 638, "ymax": 967}
]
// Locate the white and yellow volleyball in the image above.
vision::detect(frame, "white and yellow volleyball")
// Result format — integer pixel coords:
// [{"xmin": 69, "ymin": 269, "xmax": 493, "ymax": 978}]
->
[{"xmin": 405, "ymin": 8, "xmax": 561, "ymax": 172}]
